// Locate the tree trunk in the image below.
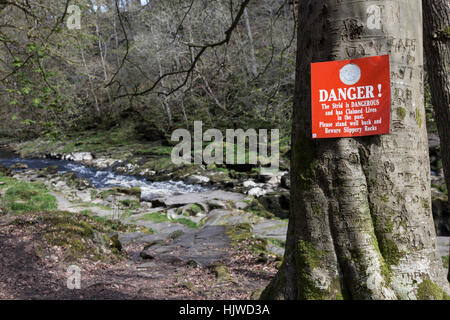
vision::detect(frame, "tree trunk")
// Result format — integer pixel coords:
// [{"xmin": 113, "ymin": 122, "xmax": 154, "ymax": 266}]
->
[
  {"xmin": 78, "ymin": 39, "xmax": 100, "ymax": 117},
  {"xmin": 422, "ymin": 0, "xmax": 450, "ymax": 282},
  {"xmin": 150, "ymin": 26, "xmax": 172, "ymax": 128},
  {"xmin": 244, "ymin": 8, "xmax": 258, "ymax": 78},
  {"xmin": 262, "ymin": 0, "xmax": 449, "ymax": 300}
]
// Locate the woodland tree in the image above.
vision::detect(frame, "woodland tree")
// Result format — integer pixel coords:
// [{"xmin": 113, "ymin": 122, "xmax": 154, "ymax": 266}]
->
[
  {"xmin": 423, "ymin": 0, "xmax": 450, "ymax": 282},
  {"xmin": 262, "ymin": 0, "xmax": 450, "ymax": 300}
]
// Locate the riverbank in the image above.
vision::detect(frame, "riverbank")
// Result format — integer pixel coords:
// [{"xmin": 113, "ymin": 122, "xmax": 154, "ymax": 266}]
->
[
  {"xmin": 0, "ymin": 146, "xmax": 288, "ymax": 299},
  {"xmin": 5, "ymin": 129, "xmax": 448, "ymax": 234},
  {"xmin": 0, "ymin": 129, "xmax": 448, "ymax": 299}
]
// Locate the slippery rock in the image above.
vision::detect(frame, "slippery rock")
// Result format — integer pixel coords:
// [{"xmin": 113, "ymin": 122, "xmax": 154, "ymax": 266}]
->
[
  {"xmin": 91, "ymin": 158, "xmax": 122, "ymax": 169},
  {"xmin": 259, "ymin": 170, "xmax": 288, "ymax": 185},
  {"xmin": 258, "ymin": 190, "xmax": 290, "ymax": 219},
  {"xmin": 243, "ymin": 180, "xmax": 258, "ymax": 188},
  {"xmin": 185, "ymin": 175, "xmax": 210, "ymax": 185},
  {"xmin": 10, "ymin": 162, "xmax": 28, "ymax": 170},
  {"xmin": 148, "ymin": 190, "xmax": 246, "ymax": 207},
  {"xmin": 202, "ymin": 209, "xmax": 262, "ymax": 226},
  {"xmin": 248, "ymin": 187, "xmax": 268, "ymax": 197},
  {"xmin": 139, "ymin": 226, "xmax": 231, "ymax": 267},
  {"xmin": 63, "ymin": 152, "xmax": 94, "ymax": 163},
  {"xmin": 40, "ymin": 165, "xmax": 59, "ymax": 175},
  {"xmin": 175, "ymin": 203, "xmax": 207, "ymax": 217},
  {"xmin": 69, "ymin": 177, "xmax": 92, "ymax": 191}
]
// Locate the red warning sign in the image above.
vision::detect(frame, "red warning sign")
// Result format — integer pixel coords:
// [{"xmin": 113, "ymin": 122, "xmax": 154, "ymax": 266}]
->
[{"xmin": 311, "ymin": 55, "xmax": 391, "ymax": 139}]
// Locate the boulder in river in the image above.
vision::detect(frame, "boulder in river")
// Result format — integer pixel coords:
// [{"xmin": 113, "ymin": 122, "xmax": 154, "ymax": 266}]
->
[
  {"xmin": 185, "ymin": 175, "xmax": 210, "ymax": 185},
  {"xmin": 10, "ymin": 162, "xmax": 28, "ymax": 170},
  {"xmin": 64, "ymin": 152, "xmax": 94, "ymax": 163},
  {"xmin": 248, "ymin": 187, "xmax": 268, "ymax": 197},
  {"xmin": 41, "ymin": 165, "xmax": 59, "ymax": 175}
]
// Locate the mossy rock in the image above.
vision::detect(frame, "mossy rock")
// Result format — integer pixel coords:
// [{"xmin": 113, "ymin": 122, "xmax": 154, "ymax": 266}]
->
[
  {"xmin": 246, "ymin": 197, "xmax": 276, "ymax": 219},
  {"xmin": 417, "ymin": 279, "xmax": 450, "ymax": 300},
  {"xmin": 176, "ymin": 203, "xmax": 205, "ymax": 217},
  {"xmin": 119, "ymin": 199, "xmax": 140, "ymax": 210},
  {"xmin": 168, "ymin": 230, "xmax": 184, "ymax": 240},
  {"xmin": 40, "ymin": 165, "xmax": 59, "ymax": 175},
  {"xmin": 258, "ymin": 191, "xmax": 290, "ymax": 219},
  {"xmin": 209, "ymin": 263, "xmax": 232, "ymax": 282},
  {"xmin": 113, "ymin": 187, "xmax": 142, "ymax": 198},
  {"xmin": 40, "ymin": 213, "xmax": 119, "ymax": 261},
  {"xmin": 226, "ymin": 223, "xmax": 269, "ymax": 255}
]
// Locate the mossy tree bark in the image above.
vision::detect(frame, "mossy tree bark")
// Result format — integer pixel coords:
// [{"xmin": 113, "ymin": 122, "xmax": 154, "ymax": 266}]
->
[
  {"xmin": 262, "ymin": 0, "xmax": 450, "ymax": 300},
  {"xmin": 422, "ymin": 0, "xmax": 450, "ymax": 282}
]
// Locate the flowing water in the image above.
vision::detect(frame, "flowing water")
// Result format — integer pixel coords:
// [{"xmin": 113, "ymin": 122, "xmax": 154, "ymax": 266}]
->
[{"xmin": 0, "ymin": 150, "xmax": 207, "ymax": 200}]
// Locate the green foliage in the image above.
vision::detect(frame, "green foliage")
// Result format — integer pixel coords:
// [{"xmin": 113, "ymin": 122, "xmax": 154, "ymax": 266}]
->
[
  {"xmin": 246, "ymin": 197, "xmax": 275, "ymax": 219},
  {"xmin": 141, "ymin": 212, "xmax": 170, "ymax": 223},
  {"xmin": 168, "ymin": 230, "xmax": 184, "ymax": 240},
  {"xmin": 119, "ymin": 199, "xmax": 140, "ymax": 210},
  {"xmin": 0, "ymin": 177, "xmax": 57, "ymax": 213},
  {"xmin": 140, "ymin": 211, "xmax": 198, "ymax": 228},
  {"xmin": 417, "ymin": 279, "xmax": 449, "ymax": 300},
  {"xmin": 173, "ymin": 218, "xmax": 199, "ymax": 229},
  {"xmin": 0, "ymin": 0, "xmax": 295, "ymax": 142},
  {"xmin": 442, "ymin": 256, "xmax": 449, "ymax": 269}
]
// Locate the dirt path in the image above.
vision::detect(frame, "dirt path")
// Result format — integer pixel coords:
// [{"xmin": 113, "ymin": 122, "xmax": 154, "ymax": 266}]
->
[{"xmin": 0, "ymin": 212, "xmax": 277, "ymax": 300}]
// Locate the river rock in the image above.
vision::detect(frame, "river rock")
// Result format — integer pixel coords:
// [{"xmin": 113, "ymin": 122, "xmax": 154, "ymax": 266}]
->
[
  {"xmin": 41, "ymin": 165, "xmax": 59, "ymax": 175},
  {"xmin": 243, "ymin": 180, "xmax": 258, "ymax": 188},
  {"xmin": 147, "ymin": 190, "xmax": 246, "ymax": 207},
  {"xmin": 259, "ymin": 171, "xmax": 288, "ymax": 185},
  {"xmin": 208, "ymin": 172, "xmax": 236, "ymax": 188},
  {"xmin": 206, "ymin": 199, "xmax": 230, "ymax": 210},
  {"xmin": 71, "ymin": 178, "xmax": 92, "ymax": 191},
  {"xmin": 139, "ymin": 226, "xmax": 231, "ymax": 267},
  {"xmin": 202, "ymin": 209, "xmax": 262, "ymax": 226},
  {"xmin": 175, "ymin": 203, "xmax": 207, "ymax": 217},
  {"xmin": 252, "ymin": 219, "xmax": 288, "ymax": 241},
  {"xmin": 64, "ymin": 152, "xmax": 94, "ymax": 162},
  {"xmin": 258, "ymin": 190, "xmax": 290, "ymax": 219},
  {"xmin": 185, "ymin": 175, "xmax": 210, "ymax": 185},
  {"xmin": 91, "ymin": 158, "xmax": 122, "ymax": 169},
  {"xmin": 248, "ymin": 187, "xmax": 268, "ymax": 197},
  {"xmin": 10, "ymin": 162, "xmax": 28, "ymax": 170}
]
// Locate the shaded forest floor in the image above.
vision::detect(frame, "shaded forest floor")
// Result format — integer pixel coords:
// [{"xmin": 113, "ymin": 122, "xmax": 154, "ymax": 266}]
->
[{"xmin": 0, "ymin": 211, "xmax": 277, "ymax": 300}]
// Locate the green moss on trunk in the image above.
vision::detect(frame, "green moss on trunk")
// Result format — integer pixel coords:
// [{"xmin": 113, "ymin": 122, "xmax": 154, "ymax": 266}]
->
[{"xmin": 417, "ymin": 279, "xmax": 450, "ymax": 300}]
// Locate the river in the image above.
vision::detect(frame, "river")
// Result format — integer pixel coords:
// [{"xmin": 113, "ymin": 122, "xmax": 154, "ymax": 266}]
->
[{"xmin": 0, "ymin": 150, "xmax": 207, "ymax": 200}]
